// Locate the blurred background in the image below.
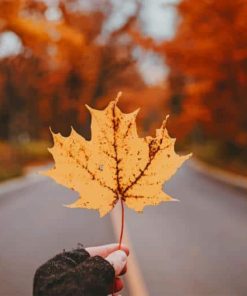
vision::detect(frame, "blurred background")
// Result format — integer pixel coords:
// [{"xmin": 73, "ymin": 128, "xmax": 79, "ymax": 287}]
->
[
  {"xmin": 0, "ymin": 0, "xmax": 247, "ymax": 295},
  {"xmin": 1, "ymin": 0, "xmax": 247, "ymax": 180}
]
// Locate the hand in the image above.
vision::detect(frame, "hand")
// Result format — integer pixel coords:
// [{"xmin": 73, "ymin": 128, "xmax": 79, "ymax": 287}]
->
[{"xmin": 86, "ymin": 243, "xmax": 129, "ymax": 295}]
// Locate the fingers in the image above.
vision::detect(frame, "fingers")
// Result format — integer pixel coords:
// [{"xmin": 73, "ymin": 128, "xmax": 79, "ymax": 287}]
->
[
  {"xmin": 113, "ymin": 277, "xmax": 123, "ymax": 292},
  {"xmin": 119, "ymin": 264, "xmax": 127, "ymax": 276},
  {"xmin": 105, "ymin": 250, "xmax": 127, "ymax": 276},
  {"xmin": 86, "ymin": 243, "xmax": 129, "ymax": 258},
  {"xmin": 86, "ymin": 244, "xmax": 129, "ymax": 295}
]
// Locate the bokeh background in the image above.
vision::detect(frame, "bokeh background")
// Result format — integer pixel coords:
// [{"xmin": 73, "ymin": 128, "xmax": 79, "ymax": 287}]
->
[
  {"xmin": 1, "ymin": 0, "xmax": 247, "ymax": 180},
  {"xmin": 0, "ymin": 1, "xmax": 247, "ymax": 296}
]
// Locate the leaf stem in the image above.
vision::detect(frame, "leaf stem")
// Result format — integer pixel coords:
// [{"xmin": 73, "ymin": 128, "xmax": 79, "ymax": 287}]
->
[
  {"xmin": 112, "ymin": 198, "xmax": 125, "ymax": 296},
  {"xmin": 118, "ymin": 197, "xmax": 125, "ymax": 250}
]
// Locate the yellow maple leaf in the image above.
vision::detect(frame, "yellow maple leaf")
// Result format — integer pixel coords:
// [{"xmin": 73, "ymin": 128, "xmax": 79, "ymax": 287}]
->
[{"xmin": 43, "ymin": 93, "xmax": 191, "ymax": 217}]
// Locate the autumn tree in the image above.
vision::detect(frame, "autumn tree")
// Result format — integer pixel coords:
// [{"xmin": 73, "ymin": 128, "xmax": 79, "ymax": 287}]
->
[
  {"xmin": 0, "ymin": 0, "xmax": 146, "ymax": 140},
  {"xmin": 0, "ymin": 0, "xmax": 173, "ymax": 145},
  {"xmin": 0, "ymin": 0, "xmax": 88, "ymax": 139},
  {"xmin": 160, "ymin": 0, "xmax": 247, "ymax": 158}
]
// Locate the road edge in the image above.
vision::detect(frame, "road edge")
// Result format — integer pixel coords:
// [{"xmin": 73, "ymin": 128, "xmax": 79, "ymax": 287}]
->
[
  {"xmin": 189, "ymin": 158, "xmax": 247, "ymax": 191},
  {"xmin": 0, "ymin": 164, "xmax": 51, "ymax": 196}
]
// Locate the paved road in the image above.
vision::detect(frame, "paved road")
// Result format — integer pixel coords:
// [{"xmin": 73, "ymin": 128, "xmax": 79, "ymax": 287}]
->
[
  {"xmin": 0, "ymin": 173, "xmax": 126, "ymax": 296},
  {"xmin": 0, "ymin": 163, "xmax": 247, "ymax": 296},
  {"xmin": 126, "ymin": 164, "xmax": 247, "ymax": 296}
]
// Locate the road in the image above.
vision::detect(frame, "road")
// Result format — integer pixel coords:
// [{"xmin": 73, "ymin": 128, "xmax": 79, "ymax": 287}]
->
[
  {"xmin": 0, "ymin": 172, "xmax": 121, "ymax": 296},
  {"xmin": 0, "ymin": 163, "xmax": 247, "ymax": 296}
]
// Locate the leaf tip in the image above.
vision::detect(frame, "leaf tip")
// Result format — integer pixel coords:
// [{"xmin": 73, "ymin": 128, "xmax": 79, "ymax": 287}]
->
[
  {"xmin": 49, "ymin": 126, "xmax": 54, "ymax": 134},
  {"xmin": 85, "ymin": 104, "xmax": 91, "ymax": 111},
  {"xmin": 133, "ymin": 107, "xmax": 140, "ymax": 116},
  {"xmin": 70, "ymin": 125, "xmax": 77, "ymax": 136},
  {"xmin": 161, "ymin": 114, "xmax": 170, "ymax": 129},
  {"xmin": 184, "ymin": 152, "xmax": 193, "ymax": 161},
  {"xmin": 115, "ymin": 91, "xmax": 122, "ymax": 104}
]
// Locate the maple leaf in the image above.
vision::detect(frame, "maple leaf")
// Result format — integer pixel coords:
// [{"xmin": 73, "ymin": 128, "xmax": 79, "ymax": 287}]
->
[{"xmin": 43, "ymin": 93, "xmax": 191, "ymax": 217}]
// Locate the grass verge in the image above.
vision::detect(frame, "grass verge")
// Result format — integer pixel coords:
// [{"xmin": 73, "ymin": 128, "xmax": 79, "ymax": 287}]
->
[{"xmin": 0, "ymin": 141, "xmax": 51, "ymax": 182}]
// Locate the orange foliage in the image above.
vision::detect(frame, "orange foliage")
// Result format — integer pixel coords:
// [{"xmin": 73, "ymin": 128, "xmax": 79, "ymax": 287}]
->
[
  {"xmin": 161, "ymin": 0, "xmax": 247, "ymax": 147},
  {"xmin": 0, "ymin": 0, "xmax": 84, "ymax": 56},
  {"xmin": 0, "ymin": 0, "xmax": 172, "ymax": 144},
  {"xmin": 0, "ymin": 0, "xmax": 158, "ymax": 141}
]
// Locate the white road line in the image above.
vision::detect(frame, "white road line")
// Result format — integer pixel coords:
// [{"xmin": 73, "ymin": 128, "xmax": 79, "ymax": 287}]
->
[
  {"xmin": 110, "ymin": 202, "xmax": 149, "ymax": 296},
  {"xmin": 0, "ymin": 167, "xmax": 149, "ymax": 295}
]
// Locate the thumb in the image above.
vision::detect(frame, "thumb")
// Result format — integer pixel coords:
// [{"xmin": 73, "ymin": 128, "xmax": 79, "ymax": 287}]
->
[{"xmin": 105, "ymin": 250, "xmax": 127, "ymax": 276}]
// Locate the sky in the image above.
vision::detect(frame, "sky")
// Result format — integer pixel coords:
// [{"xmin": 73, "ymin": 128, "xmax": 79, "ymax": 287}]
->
[
  {"xmin": 100, "ymin": 0, "xmax": 180, "ymax": 84},
  {"xmin": 141, "ymin": 0, "xmax": 179, "ymax": 41},
  {"xmin": 103, "ymin": 0, "xmax": 179, "ymax": 41}
]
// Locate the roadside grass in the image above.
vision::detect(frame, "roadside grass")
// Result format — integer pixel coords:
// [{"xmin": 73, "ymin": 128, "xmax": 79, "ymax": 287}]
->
[
  {"xmin": 1, "ymin": 139, "xmax": 246, "ymax": 183},
  {"xmin": 0, "ymin": 141, "xmax": 51, "ymax": 182},
  {"xmin": 14, "ymin": 141, "xmax": 51, "ymax": 164},
  {"xmin": 0, "ymin": 166, "xmax": 23, "ymax": 182},
  {"xmin": 191, "ymin": 141, "xmax": 247, "ymax": 176}
]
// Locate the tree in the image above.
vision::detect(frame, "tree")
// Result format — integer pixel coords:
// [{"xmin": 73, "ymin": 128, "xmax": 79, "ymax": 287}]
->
[
  {"xmin": 0, "ymin": 0, "xmax": 140, "ymax": 140},
  {"xmin": 161, "ymin": 0, "xmax": 247, "ymax": 153},
  {"xmin": 0, "ymin": 0, "xmax": 171, "ymax": 142}
]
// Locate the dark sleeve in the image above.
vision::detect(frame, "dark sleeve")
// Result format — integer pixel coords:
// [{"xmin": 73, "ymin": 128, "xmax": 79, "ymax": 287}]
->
[{"xmin": 33, "ymin": 248, "xmax": 115, "ymax": 296}]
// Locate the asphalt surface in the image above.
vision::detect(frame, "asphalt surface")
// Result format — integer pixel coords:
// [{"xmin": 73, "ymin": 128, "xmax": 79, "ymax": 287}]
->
[
  {"xmin": 0, "ymin": 164, "xmax": 247, "ymax": 296},
  {"xmin": 0, "ymin": 174, "xmax": 124, "ymax": 296},
  {"xmin": 125, "ymin": 164, "xmax": 247, "ymax": 296}
]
